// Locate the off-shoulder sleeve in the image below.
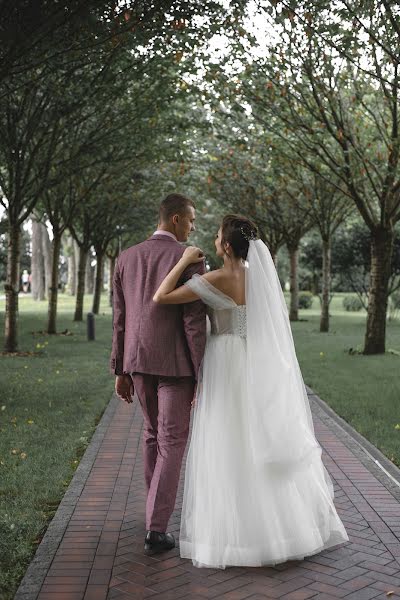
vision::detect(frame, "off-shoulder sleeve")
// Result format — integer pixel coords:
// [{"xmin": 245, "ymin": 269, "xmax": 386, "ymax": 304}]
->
[{"xmin": 184, "ymin": 273, "xmax": 237, "ymax": 309}]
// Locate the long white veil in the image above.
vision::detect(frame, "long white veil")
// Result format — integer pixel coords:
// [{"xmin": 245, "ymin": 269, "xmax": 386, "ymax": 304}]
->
[{"xmin": 245, "ymin": 239, "xmax": 323, "ymax": 473}]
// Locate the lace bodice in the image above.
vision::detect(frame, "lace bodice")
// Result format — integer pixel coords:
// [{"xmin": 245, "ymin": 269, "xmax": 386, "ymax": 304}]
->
[
  {"xmin": 207, "ymin": 305, "xmax": 246, "ymax": 338},
  {"xmin": 184, "ymin": 274, "xmax": 247, "ymax": 339}
]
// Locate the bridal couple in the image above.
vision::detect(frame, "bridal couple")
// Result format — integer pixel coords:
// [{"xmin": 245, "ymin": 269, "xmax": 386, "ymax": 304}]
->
[{"xmin": 110, "ymin": 193, "xmax": 349, "ymax": 568}]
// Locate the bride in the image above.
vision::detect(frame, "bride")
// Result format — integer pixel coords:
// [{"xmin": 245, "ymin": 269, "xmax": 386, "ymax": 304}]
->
[{"xmin": 153, "ymin": 214, "xmax": 349, "ymax": 569}]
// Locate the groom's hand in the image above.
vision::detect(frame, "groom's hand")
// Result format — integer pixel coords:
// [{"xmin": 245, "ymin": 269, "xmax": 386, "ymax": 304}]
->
[{"xmin": 115, "ymin": 375, "xmax": 134, "ymax": 404}]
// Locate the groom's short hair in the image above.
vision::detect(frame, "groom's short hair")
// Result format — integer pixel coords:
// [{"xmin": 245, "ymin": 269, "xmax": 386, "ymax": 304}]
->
[{"xmin": 159, "ymin": 193, "xmax": 195, "ymax": 223}]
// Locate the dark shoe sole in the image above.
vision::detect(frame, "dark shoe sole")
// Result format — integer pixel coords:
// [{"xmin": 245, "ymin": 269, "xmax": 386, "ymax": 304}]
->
[{"xmin": 144, "ymin": 542, "xmax": 175, "ymax": 556}]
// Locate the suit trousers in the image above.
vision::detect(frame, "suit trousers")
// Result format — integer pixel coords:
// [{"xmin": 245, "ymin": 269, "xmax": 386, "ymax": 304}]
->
[{"xmin": 131, "ymin": 373, "xmax": 195, "ymax": 532}]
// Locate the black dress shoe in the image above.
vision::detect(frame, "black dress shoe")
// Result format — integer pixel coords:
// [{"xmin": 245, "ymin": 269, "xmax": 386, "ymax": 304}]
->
[{"xmin": 144, "ymin": 530, "xmax": 175, "ymax": 556}]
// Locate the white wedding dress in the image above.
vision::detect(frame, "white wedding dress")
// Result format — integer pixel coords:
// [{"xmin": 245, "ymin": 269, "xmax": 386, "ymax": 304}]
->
[{"xmin": 179, "ymin": 271, "xmax": 349, "ymax": 569}]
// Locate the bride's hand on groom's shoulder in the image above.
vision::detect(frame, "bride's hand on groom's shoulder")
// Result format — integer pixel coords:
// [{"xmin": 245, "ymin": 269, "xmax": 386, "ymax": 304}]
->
[
  {"xmin": 181, "ymin": 246, "xmax": 205, "ymax": 266},
  {"xmin": 115, "ymin": 375, "xmax": 134, "ymax": 404}
]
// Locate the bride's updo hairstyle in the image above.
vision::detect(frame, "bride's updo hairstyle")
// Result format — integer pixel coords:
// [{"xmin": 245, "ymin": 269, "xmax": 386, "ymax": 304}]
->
[{"xmin": 221, "ymin": 214, "xmax": 259, "ymax": 260}]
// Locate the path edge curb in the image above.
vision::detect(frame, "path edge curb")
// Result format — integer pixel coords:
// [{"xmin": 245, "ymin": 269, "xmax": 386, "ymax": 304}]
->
[{"xmin": 307, "ymin": 385, "xmax": 400, "ymax": 501}]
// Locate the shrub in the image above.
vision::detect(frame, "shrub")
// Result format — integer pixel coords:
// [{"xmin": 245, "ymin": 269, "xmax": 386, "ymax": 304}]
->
[
  {"xmin": 343, "ymin": 296, "xmax": 363, "ymax": 311},
  {"xmin": 298, "ymin": 291, "xmax": 313, "ymax": 309},
  {"xmin": 389, "ymin": 291, "xmax": 400, "ymax": 320},
  {"xmin": 390, "ymin": 291, "xmax": 400, "ymax": 310}
]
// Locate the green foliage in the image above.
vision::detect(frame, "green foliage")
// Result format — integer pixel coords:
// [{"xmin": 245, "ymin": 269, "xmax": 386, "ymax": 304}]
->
[
  {"xmin": 391, "ymin": 292, "xmax": 400, "ymax": 310},
  {"xmin": 389, "ymin": 291, "xmax": 400, "ymax": 321},
  {"xmin": 343, "ymin": 295, "xmax": 364, "ymax": 312},
  {"xmin": 0, "ymin": 0, "xmax": 253, "ymax": 349},
  {"xmin": 298, "ymin": 291, "xmax": 314, "ymax": 309},
  {"xmin": 333, "ymin": 222, "xmax": 400, "ymax": 301},
  {"xmin": 238, "ymin": 1, "xmax": 400, "ymax": 248}
]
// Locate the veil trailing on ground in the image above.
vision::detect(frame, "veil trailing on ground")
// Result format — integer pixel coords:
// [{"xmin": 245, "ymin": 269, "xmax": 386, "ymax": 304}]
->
[{"xmin": 245, "ymin": 239, "xmax": 323, "ymax": 473}]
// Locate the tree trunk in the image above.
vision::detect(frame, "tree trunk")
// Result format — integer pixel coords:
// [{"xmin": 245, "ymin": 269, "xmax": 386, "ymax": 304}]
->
[
  {"xmin": 85, "ymin": 251, "xmax": 94, "ymax": 295},
  {"xmin": 363, "ymin": 227, "xmax": 393, "ymax": 354},
  {"xmin": 41, "ymin": 222, "xmax": 52, "ymax": 300},
  {"xmin": 67, "ymin": 253, "xmax": 76, "ymax": 294},
  {"xmin": 73, "ymin": 246, "xmax": 88, "ymax": 322},
  {"xmin": 4, "ymin": 224, "xmax": 20, "ymax": 352},
  {"xmin": 72, "ymin": 239, "xmax": 80, "ymax": 294},
  {"xmin": 47, "ymin": 233, "xmax": 61, "ymax": 334},
  {"xmin": 40, "ymin": 223, "xmax": 52, "ymax": 299},
  {"xmin": 268, "ymin": 247, "xmax": 278, "ymax": 266},
  {"xmin": 288, "ymin": 244, "xmax": 299, "ymax": 322},
  {"xmin": 100, "ymin": 257, "xmax": 105, "ymax": 292},
  {"xmin": 64, "ymin": 234, "xmax": 76, "ymax": 296},
  {"xmin": 320, "ymin": 237, "xmax": 331, "ymax": 333},
  {"xmin": 92, "ymin": 252, "xmax": 104, "ymax": 314},
  {"xmin": 311, "ymin": 272, "xmax": 319, "ymax": 296},
  {"xmin": 31, "ymin": 217, "xmax": 44, "ymax": 300},
  {"xmin": 108, "ymin": 256, "xmax": 115, "ymax": 307}
]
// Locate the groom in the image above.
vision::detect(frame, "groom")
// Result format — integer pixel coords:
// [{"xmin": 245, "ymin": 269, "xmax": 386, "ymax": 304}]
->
[{"xmin": 110, "ymin": 193, "xmax": 207, "ymax": 555}]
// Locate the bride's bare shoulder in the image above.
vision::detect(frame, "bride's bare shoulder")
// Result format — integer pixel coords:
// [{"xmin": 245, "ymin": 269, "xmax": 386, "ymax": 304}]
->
[
  {"xmin": 201, "ymin": 269, "xmax": 227, "ymax": 293},
  {"xmin": 201, "ymin": 270, "xmax": 224, "ymax": 285}
]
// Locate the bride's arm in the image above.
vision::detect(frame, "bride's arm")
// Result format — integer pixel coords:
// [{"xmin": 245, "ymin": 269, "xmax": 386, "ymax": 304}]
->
[{"xmin": 153, "ymin": 247, "xmax": 205, "ymax": 305}]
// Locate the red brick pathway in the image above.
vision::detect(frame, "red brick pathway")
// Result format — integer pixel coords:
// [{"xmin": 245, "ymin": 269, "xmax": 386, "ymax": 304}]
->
[{"xmin": 21, "ymin": 395, "xmax": 400, "ymax": 600}]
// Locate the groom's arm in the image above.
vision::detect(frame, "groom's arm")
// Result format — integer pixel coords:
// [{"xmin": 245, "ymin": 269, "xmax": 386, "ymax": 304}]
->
[
  {"xmin": 181, "ymin": 261, "xmax": 207, "ymax": 381},
  {"xmin": 110, "ymin": 255, "xmax": 125, "ymax": 375}
]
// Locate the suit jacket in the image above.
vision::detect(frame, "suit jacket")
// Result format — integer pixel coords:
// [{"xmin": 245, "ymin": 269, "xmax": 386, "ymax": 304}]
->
[{"xmin": 110, "ymin": 233, "xmax": 207, "ymax": 379}]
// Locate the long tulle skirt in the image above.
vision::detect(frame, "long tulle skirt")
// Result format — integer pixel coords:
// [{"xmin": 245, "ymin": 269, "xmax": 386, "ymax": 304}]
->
[{"xmin": 179, "ymin": 335, "xmax": 349, "ymax": 569}]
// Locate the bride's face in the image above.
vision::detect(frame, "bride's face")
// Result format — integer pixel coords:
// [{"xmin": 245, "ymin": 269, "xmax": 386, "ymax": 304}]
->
[
  {"xmin": 215, "ymin": 228, "xmax": 223, "ymax": 257},
  {"xmin": 215, "ymin": 227, "xmax": 231, "ymax": 258}
]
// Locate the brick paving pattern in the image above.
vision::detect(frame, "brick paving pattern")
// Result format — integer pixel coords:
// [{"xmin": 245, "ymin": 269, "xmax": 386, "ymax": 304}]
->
[{"xmin": 16, "ymin": 394, "xmax": 400, "ymax": 600}]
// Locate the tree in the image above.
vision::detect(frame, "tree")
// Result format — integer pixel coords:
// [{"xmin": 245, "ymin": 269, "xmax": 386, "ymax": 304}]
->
[
  {"xmin": 0, "ymin": 77, "xmax": 61, "ymax": 350},
  {"xmin": 206, "ymin": 116, "xmax": 289, "ymax": 261},
  {"xmin": 89, "ymin": 181, "xmax": 134, "ymax": 316},
  {"xmin": 0, "ymin": 0, "xmax": 235, "ymax": 90},
  {"xmin": 241, "ymin": 1, "xmax": 400, "ymax": 352},
  {"xmin": 207, "ymin": 109, "xmax": 317, "ymax": 316},
  {"xmin": 31, "ymin": 215, "xmax": 45, "ymax": 301},
  {"xmin": 334, "ymin": 221, "xmax": 400, "ymax": 307},
  {"xmin": 299, "ymin": 172, "xmax": 353, "ymax": 330},
  {"xmin": 0, "ymin": 0, "xmax": 249, "ymax": 350},
  {"xmin": 85, "ymin": 251, "xmax": 95, "ymax": 296}
]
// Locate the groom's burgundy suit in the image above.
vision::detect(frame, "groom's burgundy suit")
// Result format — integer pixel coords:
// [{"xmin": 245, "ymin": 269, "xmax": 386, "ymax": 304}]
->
[{"xmin": 110, "ymin": 233, "xmax": 207, "ymax": 532}]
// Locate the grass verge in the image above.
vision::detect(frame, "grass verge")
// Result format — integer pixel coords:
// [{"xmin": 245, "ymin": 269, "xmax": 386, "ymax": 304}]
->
[{"xmin": 0, "ymin": 293, "xmax": 114, "ymax": 599}]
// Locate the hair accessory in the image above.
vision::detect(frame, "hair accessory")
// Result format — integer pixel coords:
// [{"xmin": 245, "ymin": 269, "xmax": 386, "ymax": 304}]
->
[{"xmin": 240, "ymin": 226, "xmax": 258, "ymax": 242}]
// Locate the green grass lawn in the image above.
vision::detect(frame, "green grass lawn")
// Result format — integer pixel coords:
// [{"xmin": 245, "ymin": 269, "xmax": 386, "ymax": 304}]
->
[
  {"xmin": 290, "ymin": 294, "xmax": 400, "ymax": 469},
  {"xmin": 0, "ymin": 291, "xmax": 399, "ymax": 599},
  {"xmin": 0, "ymin": 293, "xmax": 114, "ymax": 599}
]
